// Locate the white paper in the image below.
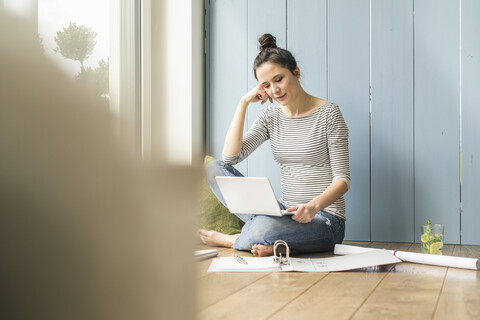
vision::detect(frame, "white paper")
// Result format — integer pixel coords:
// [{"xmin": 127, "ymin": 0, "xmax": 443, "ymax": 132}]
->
[
  {"xmin": 303, "ymin": 250, "xmax": 401, "ymax": 272},
  {"xmin": 334, "ymin": 244, "xmax": 480, "ymax": 271},
  {"xmin": 208, "ymin": 249, "xmax": 401, "ymax": 273},
  {"xmin": 208, "ymin": 256, "xmax": 284, "ymax": 272}
]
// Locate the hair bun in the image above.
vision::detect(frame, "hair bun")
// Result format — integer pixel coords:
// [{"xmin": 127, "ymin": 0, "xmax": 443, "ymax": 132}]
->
[{"xmin": 258, "ymin": 33, "xmax": 277, "ymax": 51}]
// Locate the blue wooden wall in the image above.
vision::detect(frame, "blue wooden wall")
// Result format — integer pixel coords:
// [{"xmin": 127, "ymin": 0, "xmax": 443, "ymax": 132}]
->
[{"xmin": 206, "ymin": 0, "xmax": 480, "ymax": 245}]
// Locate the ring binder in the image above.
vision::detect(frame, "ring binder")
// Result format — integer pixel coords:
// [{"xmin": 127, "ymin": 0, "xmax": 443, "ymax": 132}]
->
[
  {"xmin": 273, "ymin": 240, "xmax": 290, "ymax": 270},
  {"xmin": 208, "ymin": 246, "xmax": 402, "ymax": 273}
]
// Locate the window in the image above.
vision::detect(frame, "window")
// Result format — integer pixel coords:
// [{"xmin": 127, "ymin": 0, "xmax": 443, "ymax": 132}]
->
[
  {"xmin": 38, "ymin": 0, "xmax": 110, "ymax": 105},
  {"xmin": 3, "ymin": 0, "xmax": 141, "ymax": 154}
]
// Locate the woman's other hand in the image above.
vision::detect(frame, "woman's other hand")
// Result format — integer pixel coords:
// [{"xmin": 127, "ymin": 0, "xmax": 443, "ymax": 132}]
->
[
  {"xmin": 288, "ymin": 204, "xmax": 317, "ymax": 223},
  {"xmin": 242, "ymin": 84, "xmax": 272, "ymax": 105}
]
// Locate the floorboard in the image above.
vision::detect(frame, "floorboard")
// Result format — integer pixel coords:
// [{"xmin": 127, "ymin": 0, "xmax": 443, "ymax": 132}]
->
[
  {"xmin": 196, "ymin": 242, "xmax": 480, "ymax": 319},
  {"xmin": 269, "ymin": 267, "xmax": 394, "ymax": 320},
  {"xmin": 197, "ymin": 273, "xmax": 324, "ymax": 320},
  {"xmin": 434, "ymin": 246, "xmax": 480, "ymax": 319},
  {"xmin": 352, "ymin": 263, "xmax": 447, "ymax": 319}
]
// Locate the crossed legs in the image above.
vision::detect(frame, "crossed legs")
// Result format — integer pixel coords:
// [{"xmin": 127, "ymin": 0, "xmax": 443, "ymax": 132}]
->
[{"xmin": 201, "ymin": 160, "xmax": 344, "ymax": 256}]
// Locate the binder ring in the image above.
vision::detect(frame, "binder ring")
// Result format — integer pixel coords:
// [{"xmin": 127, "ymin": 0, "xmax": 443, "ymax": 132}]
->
[{"xmin": 273, "ymin": 240, "xmax": 290, "ymax": 265}]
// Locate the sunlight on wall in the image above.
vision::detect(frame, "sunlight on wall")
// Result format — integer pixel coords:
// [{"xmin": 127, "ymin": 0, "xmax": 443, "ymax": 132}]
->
[{"xmin": 149, "ymin": 0, "xmax": 204, "ymax": 165}]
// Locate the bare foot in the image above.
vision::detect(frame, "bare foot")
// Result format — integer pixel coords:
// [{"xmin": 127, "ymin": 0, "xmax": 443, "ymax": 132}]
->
[
  {"xmin": 251, "ymin": 244, "xmax": 274, "ymax": 257},
  {"xmin": 199, "ymin": 230, "xmax": 240, "ymax": 248}
]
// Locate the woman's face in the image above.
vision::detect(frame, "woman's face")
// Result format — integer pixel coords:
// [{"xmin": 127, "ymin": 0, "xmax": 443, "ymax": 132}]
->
[{"xmin": 256, "ymin": 62, "xmax": 300, "ymax": 106}]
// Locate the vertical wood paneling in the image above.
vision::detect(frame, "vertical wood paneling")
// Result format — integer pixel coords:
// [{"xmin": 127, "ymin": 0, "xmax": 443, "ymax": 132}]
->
[
  {"xmin": 206, "ymin": 0, "xmax": 480, "ymax": 244},
  {"xmin": 461, "ymin": 0, "xmax": 480, "ymax": 245},
  {"xmin": 208, "ymin": 0, "xmax": 248, "ymax": 173},
  {"xmin": 371, "ymin": 0, "xmax": 414, "ymax": 242},
  {"xmin": 328, "ymin": 0, "xmax": 371, "ymax": 241},
  {"xmin": 286, "ymin": 0, "xmax": 327, "ymax": 99},
  {"xmin": 414, "ymin": 0, "xmax": 460, "ymax": 244},
  {"xmin": 246, "ymin": 0, "xmax": 286, "ymax": 197}
]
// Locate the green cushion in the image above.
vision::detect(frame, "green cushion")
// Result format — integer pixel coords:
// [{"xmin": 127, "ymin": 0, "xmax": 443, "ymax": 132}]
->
[{"xmin": 199, "ymin": 156, "xmax": 244, "ymax": 235}]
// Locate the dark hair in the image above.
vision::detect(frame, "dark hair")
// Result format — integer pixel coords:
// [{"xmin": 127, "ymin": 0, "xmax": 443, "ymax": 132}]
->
[{"xmin": 253, "ymin": 33, "xmax": 297, "ymax": 80}]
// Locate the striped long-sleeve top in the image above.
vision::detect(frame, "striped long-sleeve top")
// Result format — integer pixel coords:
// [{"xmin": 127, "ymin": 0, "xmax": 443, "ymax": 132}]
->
[{"xmin": 222, "ymin": 102, "xmax": 350, "ymax": 220}]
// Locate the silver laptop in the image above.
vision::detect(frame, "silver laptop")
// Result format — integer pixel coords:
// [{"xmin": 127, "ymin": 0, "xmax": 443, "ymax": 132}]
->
[{"xmin": 215, "ymin": 176, "xmax": 294, "ymax": 216}]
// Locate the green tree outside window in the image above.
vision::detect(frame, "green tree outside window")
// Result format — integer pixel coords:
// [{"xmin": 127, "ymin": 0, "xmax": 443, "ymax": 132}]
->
[{"xmin": 54, "ymin": 22, "xmax": 108, "ymax": 102}]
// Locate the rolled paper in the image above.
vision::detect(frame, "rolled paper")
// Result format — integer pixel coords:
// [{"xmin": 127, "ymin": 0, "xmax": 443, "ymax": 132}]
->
[{"xmin": 334, "ymin": 244, "xmax": 479, "ymax": 271}]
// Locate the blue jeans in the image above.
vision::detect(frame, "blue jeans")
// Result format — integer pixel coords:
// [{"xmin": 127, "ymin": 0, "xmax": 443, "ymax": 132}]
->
[{"xmin": 205, "ymin": 160, "xmax": 345, "ymax": 253}]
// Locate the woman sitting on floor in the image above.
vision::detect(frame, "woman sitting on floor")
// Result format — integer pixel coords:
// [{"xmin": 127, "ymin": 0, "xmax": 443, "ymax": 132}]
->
[{"xmin": 200, "ymin": 33, "xmax": 350, "ymax": 257}]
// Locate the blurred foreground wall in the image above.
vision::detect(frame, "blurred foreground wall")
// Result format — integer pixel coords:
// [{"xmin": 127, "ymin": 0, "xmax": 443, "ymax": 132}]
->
[{"xmin": 0, "ymin": 9, "xmax": 198, "ymax": 320}]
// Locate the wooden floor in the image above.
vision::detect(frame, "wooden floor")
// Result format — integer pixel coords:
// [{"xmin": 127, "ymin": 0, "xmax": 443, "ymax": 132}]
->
[{"xmin": 196, "ymin": 241, "xmax": 480, "ymax": 320}]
